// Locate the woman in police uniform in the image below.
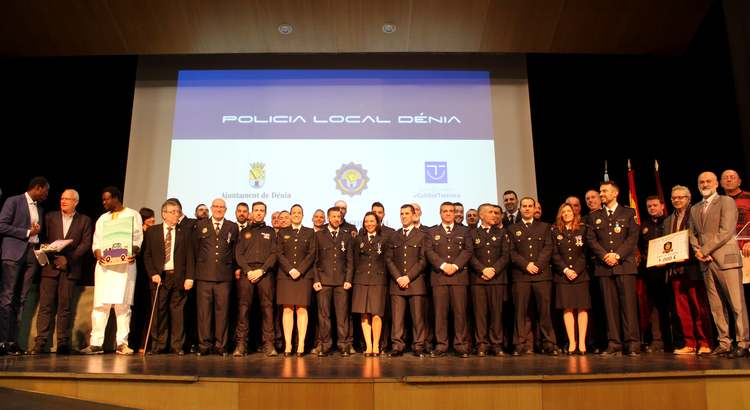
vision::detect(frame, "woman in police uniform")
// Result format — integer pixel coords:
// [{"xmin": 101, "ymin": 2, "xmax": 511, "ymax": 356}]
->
[
  {"xmin": 351, "ymin": 212, "xmax": 389, "ymax": 356},
  {"xmin": 551, "ymin": 203, "xmax": 591, "ymax": 355}
]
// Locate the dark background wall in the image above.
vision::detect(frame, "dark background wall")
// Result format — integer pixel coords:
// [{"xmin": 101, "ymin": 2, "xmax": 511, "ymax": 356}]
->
[{"xmin": 0, "ymin": 2, "xmax": 744, "ymax": 224}]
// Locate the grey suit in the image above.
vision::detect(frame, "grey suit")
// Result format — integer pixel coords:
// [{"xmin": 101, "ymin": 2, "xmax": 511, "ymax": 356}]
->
[{"xmin": 689, "ymin": 194, "xmax": 749, "ymax": 349}]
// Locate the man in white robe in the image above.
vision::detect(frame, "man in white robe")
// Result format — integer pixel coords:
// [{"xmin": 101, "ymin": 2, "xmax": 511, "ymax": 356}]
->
[{"xmin": 80, "ymin": 186, "xmax": 143, "ymax": 355}]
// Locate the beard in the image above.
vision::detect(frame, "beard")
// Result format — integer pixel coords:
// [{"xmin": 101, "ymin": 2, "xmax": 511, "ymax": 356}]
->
[{"xmin": 699, "ymin": 188, "xmax": 716, "ymax": 198}]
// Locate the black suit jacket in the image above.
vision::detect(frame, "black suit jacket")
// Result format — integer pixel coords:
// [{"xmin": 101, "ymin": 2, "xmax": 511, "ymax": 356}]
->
[
  {"xmin": 235, "ymin": 221, "xmax": 277, "ymax": 274},
  {"xmin": 192, "ymin": 218, "xmax": 238, "ymax": 282},
  {"xmin": 314, "ymin": 228, "xmax": 354, "ymax": 286},
  {"xmin": 509, "ymin": 220, "xmax": 553, "ymax": 282},
  {"xmin": 551, "ymin": 225, "xmax": 589, "ymax": 283},
  {"xmin": 425, "ymin": 224, "xmax": 473, "ymax": 286},
  {"xmin": 469, "ymin": 226, "xmax": 510, "ymax": 285},
  {"xmin": 353, "ymin": 233, "xmax": 389, "ymax": 286},
  {"xmin": 502, "ymin": 212, "xmax": 519, "ymax": 228},
  {"xmin": 586, "ymin": 205, "xmax": 639, "ymax": 276},
  {"xmin": 276, "ymin": 226, "xmax": 316, "ymax": 281},
  {"xmin": 41, "ymin": 211, "xmax": 93, "ymax": 280},
  {"xmin": 386, "ymin": 227, "xmax": 428, "ymax": 295},
  {"xmin": 143, "ymin": 223, "xmax": 195, "ymax": 286}
]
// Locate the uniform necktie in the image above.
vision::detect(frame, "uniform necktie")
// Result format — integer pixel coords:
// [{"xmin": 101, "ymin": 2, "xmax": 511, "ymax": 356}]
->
[
  {"xmin": 331, "ymin": 230, "xmax": 338, "ymax": 239},
  {"xmin": 294, "ymin": 228, "xmax": 300, "ymax": 235},
  {"xmin": 165, "ymin": 226, "xmax": 172, "ymax": 264},
  {"xmin": 607, "ymin": 209, "xmax": 614, "ymax": 217},
  {"xmin": 368, "ymin": 234, "xmax": 374, "ymax": 243},
  {"xmin": 214, "ymin": 222, "xmax": 220, "ymax": 235},
  {"xmin": 403, "ymin": 229, "xmax": 409, "ymax": 238},
  {"xmin": 445, "ymin": 226, "xmax": 452, "ymax": 234}
]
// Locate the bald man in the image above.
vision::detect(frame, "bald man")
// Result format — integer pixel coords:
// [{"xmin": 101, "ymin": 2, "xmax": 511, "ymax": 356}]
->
[
  {"xmin": 192, "ymin": 198, "xmax": 238, "ymax": 356},
  {"xmin": 691, "ymin": 171, "xmax": 749, "ymax": 357}
]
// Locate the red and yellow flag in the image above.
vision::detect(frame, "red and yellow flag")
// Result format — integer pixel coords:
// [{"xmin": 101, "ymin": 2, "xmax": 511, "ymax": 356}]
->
[{"xmin": 627, "ymin": 159, "xmax": 641, "ymax": 224}]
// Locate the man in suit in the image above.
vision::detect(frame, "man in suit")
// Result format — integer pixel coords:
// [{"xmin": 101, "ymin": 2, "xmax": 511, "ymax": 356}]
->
[
  {"xmin": 142, "ymin": 199, "xmax": 194, "ymax": 355},
  {"xmin": 425, "ymin": 202, "xmax": 473, "ymax": 358},
  {"xmin": 453, "ymin": 202, "xmax": 465, "ymax": 226},
  {"xmin": 509, "ymin": 197, "xmax": 558, "ymax": 356},
  {"xmin": 470, "ymin": 203, "xmax": 510, "ymax": 356},
  {"xmin": 192, "ymin": 198, "xmax": 238, "ymax": 356},
  {"xmin": 235, "ymin": 202, "xmax": 250, "ymax": 232},
  {"xmin": 313, "ymin": 207, "xmax": 354, "ymax": 356},
  {"xmin": 386, "ymin": 204, "xmax": 428, "ymax": 357},
  {"xmin": 586, "ymin": 181, "xmax": 641, "ymax": 356},
  {"xmin": 585, "ymin": 190, "xmax": 603, "ymax": 215},
  {"xmin": 690, "ymin": 171, "xmax": 749, "ymax": 357},
  {"xmin": 29, "ymin": 189, "xmax": 92, "ymax": 355},
  {"xmin": 0, "ymin": 176, "xmax": 49, "ymax": 355},
  {"xmin": 233, "ymin": 201, "xmax": 278, "ymax": 357},
  {"xmin": 502, "ymin": 191, "xmax": 520, "ymax": 227}
]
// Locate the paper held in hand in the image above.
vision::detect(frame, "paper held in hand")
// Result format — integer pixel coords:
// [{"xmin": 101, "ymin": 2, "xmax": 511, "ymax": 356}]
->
[
  {"xmin": 646, "ymin": 230, "xmax": 689, "ymax": 268},
  {"xmin": 33, "ymin": 239, "xmax": 74, "ymax": 265},
  {"xmin": 101, "ymin": 217, "xmax": 134, "ymax": 266}
]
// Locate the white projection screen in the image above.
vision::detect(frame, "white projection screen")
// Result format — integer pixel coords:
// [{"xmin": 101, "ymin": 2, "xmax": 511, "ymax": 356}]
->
[{"xmin": 124, "ymin": 55, "xmax": 536, "ymax": 228}]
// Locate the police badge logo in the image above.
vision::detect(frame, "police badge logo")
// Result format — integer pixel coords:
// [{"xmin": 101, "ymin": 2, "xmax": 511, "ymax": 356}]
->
[
  {"xmin": 202, "ymin": 227, "xmax": 208, "ymax": 234},
  {"xmin": 575, "ymin": 235, "xmax": 583, "ymax": 247},
  {"xmin": 248, "ymin": 162, "xmax": 266, "ymax": 189},
  {"xmin": 475, "ymin": 238, "xmax": 481, "ymax": 245},
  {"xmin": 334, "ymin": 162, "xmax": 369, "ymax": 197},
  {"xmin": 515, "ymin": 231, "xmax": 522, "ymax": 237},
  {"xmin": 351, "ymin": 230, "xmax": 357, "ymax": 238},
  {"xmin": 557, "ymin": 235, "xmax": 564, "ymax": 241},
  {"xmin": 434, "ymin": 235, "xmax": 441, "ymax": 241},
  {"xmin": 244, "ymin": 232, "xmax": 252, "ymax": 240},
  {"xmin": 595, "ymin": 218, "xmax": 602, "ymax": 225}
]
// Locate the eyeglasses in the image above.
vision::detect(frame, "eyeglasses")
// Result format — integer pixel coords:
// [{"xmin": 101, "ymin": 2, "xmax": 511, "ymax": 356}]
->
[
  {"xmin": 211, "ymin": 205, "xmax": 226, "ymax": 209},
  {"xmin": 60, "ymin": 197, "xmax": 77, "ymax": 201}
]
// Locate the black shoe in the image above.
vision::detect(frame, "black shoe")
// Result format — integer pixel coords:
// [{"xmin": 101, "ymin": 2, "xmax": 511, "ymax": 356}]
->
[
  {"xmin": 413, "ymin": 350, "xmax": 426, "ymax": 358},
  {"xmin": 710, "ymin": 346, "xmax": 731, "ymax": 356},
  {"xmin": 265, "ymin": 346, "xmax": 278, "ymax": 357},
  {"xmin": 577, "ymin": 350, "xmax": 587, "ymax": 356},
  {"xmin": 511, "ymin": 350, "xmax": 521, "ymax": 357},
  {"xmin": 173, "ymin": 349, "xmax": 185, "ymax": 356},
  {"xmin": 196, "ymin": 348, "xmax": 210, "ymax": 356},
  {"xmin": 493, "ymin": 350, "xmax": 506, "ymax": 357},
  {"xmin": 6, "ymin": 342, "xmax": 23, "ymax": 356},
  {"xmin": 283, "ymin": 351, "xmax": 293, "ymax": 357},
  {"xmin": 296, "ymin": 352, "xmax": 305, "ymax": 358},
  {"xmin": 545, "ymin": 346, "xmax": 561, "ymax": 356},
  {"xmin": 79, "ymin": 345, "xmax": 104, "ymax": 355},
  {"xmin": 317, "ymin": 350, "xmax": 328, "ymax": 357},
  {"xmin": 457, "ymin": 352, "xmax": 469, "ymax": 358},
  {"xmin": 388, "ymin": 350, "xmax": 403, "ymax": 357},
  {"xmin": 233, "ymin": 345, "xmax": 246, "ymax": 357},
  {"xmin": 730, "ymin": 347, "xmax": 748, "ymax": 359},
  {"xmin": 429, "ymin": 350, "xmax": 445, "ymax": 358},
  {"xmin": 28, "ymin": 344, "xmax": 45, "ymax": 355},
  {"xmin": 627, "ymin": 350, "xmax": 640, "ymax": 357},
  {"xmin": 189, "ymin": 344, "xmax": 198, "ymax": 354},
  {"xmin": 566, "ymin": 350, "xmax": 575, "ymax": 356},
  {"xmin": 217, "ymin": 348, "xmax": 229, "ymax": 357},
  {"xmin": 477, "ymin": 350, "xmax": 487, "ymax": 357},
  {"xmin": 340, "ymin": 349, "xmax": 350, "ymax": 357},
  {"xmin": 56, "ymin": 345, "xmax": 72, "ymax": 355},
  {"xmin": 600, "ymin": 347, "xmax": 622, "ymax": 356},
  {"xmin": 311, "ymin": 345, "xmax": 321, "ymax": 355},
  {"xmin": 0, "ymin": 343, "xmax": 7, "ymax": 356}
]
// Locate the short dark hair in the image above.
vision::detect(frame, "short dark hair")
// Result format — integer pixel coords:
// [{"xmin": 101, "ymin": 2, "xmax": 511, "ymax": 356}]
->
[
  {"xmin": 453, "ymin": 202, "xmax": 464, "ymax": 207},
  {"xmin": 400, "ymin": 204, "xmax": 415, "ymax": 213},
  {"xmin": 27, "ymin": 176, "xmax": 49, "ymax": 191},
  {"xmin": 102, "ymin": 186, "xmax": 122, "ymax": 202},
  {"xmin": 195, "ymin": 203, "xmax": 207, "ymax": 212},
  {"xmin": 371, "ymin": 201, "xmax": 385, "ymax": 210},
  {"xmin": 520, "ymin": 196, "xmax": 536, "ymax": 206},
  {"xmin": 503, "ymin": 190, "xmax": 518, "ymax": 198},
  {"xmin": 362, "ymin": 212, "xmax": 382, "ymax": 235},
  {"xmin": 440, "ymin": 201, "xmax": 454, "ymax": 210},
  {"xmin": 167, "ymin": 197, "xmax": 183, "ymax": 209},
  {"xmin": 327, "ymin": 207, "xmax": 342, "ymax": 216},
  {"xmin": 236, "ymin": 202, "xmax": 249, "ymax": 210},
  {"xmin": 251, "ymin": 201, "xmax": 267, "ymax": 211},
  {"xmin": 139, "ymin": 207, "xmax": 155, "ymax": 221},
  {"xmin": 645, "ymin": 195, "xmax": 663, "ymax": 203},
  {"xmin": 290, "ymin": 204, "xmax": 303, "ymax": 213},
  {"xmin": 600, "ymin": 181, "xmax": 619, "ymax": 190}
]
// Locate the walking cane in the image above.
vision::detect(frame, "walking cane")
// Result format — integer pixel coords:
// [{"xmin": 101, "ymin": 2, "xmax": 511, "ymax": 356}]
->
[{"xmin": 143, "ymin": 281, "xmax": 161, "ymax": 356}]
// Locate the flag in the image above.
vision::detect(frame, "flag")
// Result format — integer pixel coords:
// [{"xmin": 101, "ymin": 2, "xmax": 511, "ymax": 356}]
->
[
  {"xmin": 604, "ymin": 160, "xmax": 610, "ymax": 182},
  {"xmin": 654, "ymin": 159, "xmax": 668, "ymax": 213},
  {"xmin": 627, "ymin": 159, "xmax": 641, "ymax": 224}
]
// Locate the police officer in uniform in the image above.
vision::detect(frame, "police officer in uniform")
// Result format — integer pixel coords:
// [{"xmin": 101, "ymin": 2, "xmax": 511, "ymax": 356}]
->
[
  {"xmin": 425, "ymin": 202, "xmax": 473, "ymax": 358},
  {"xmin": 586, "ymin": 181, "xmax": 641, "ymax": 356},
  {"xmin": 509, "ymin": 197, "xmax": 559, "ymax": 355},
  {"xmin": 192, "ymin": 198, "xmax": 238, "ymax": 356},
  {"xmin": 470, "ymin": 203, "xmax": 510, "ymax": 356},
  {"xmin": 386, "ymin": 204, "xmax": 429, "ymax": 357},
  {"xmin": 313, "ymin": 207, "xmax": 354, "ymax": 356},
  {"xmin": 233, "ymin": 201, "xmax": 277, "ymax": 357}
]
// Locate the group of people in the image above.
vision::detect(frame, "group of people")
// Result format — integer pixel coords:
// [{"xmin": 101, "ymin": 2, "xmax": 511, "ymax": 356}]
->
[{"xmin": 0, "ymin": 168, "xmax": 748, "ymax": 360}]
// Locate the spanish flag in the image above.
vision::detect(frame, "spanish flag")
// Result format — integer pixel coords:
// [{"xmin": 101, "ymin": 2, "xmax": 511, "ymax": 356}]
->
[{"xmin": 627, "ymin": 159, "xmax": 641, "ymax": 224}]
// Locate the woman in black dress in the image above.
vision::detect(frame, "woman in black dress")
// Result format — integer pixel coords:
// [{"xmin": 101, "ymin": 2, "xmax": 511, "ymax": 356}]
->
[
  {"xmin": 276, "ymin": 204, "xmax": 316, "ymax": 357},
  {"xmin": 551, "ymin": 203, "xmax": 591, "ymax": 355},
  {"xmin": 351, "ymin": 212, "xmax": 389, "ymax": 356}
]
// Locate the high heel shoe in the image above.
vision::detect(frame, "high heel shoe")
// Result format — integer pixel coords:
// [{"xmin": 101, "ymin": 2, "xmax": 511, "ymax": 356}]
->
[
  {"xmin": 283, "ymin": 351, "xmax": 292, "ymax": 357},
  {"xmin": 578, "ymin": 350, "xmax": 587, "ymax": 356},
  {"xmin": 296, "ymin": 351, "xmax": 305, "ymax": 357}
]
